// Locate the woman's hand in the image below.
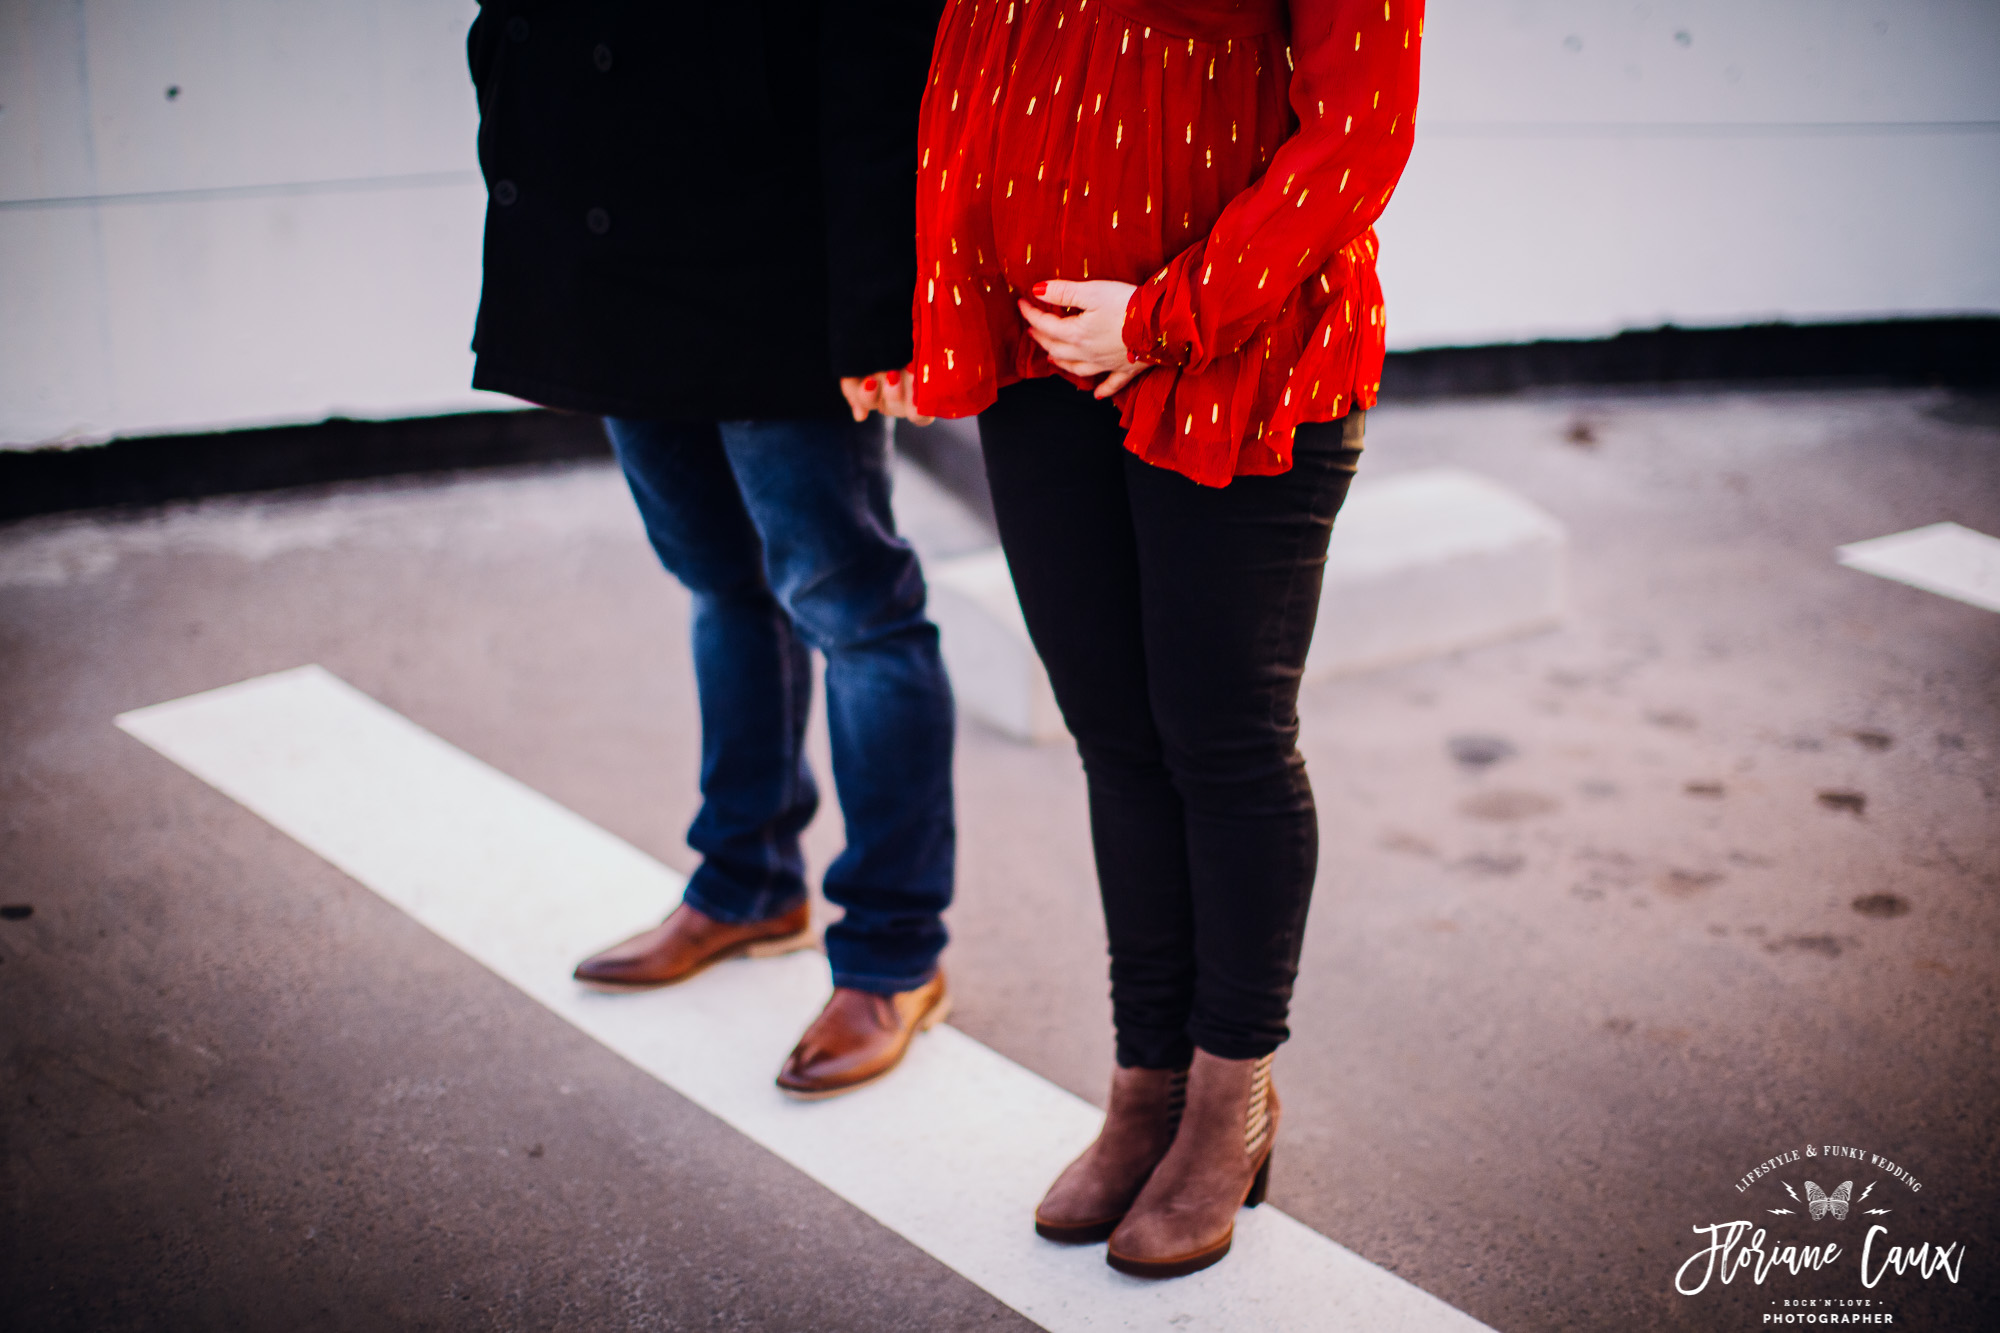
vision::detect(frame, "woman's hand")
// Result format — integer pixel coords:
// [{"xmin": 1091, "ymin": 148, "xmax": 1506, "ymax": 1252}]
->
[
  {"xmin": 840, "ymin": 366, "xmax": 934, "ymax": 425},
  {"xmin": 1018, "ymin": 280, "xmax": 1150, "ymax": 399}
]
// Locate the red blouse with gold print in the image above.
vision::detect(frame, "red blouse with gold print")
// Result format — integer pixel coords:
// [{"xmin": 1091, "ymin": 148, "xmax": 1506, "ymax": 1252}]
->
[{"xmin": 912, "ymin": 0, "xmax": 1425, "ymax": 487}]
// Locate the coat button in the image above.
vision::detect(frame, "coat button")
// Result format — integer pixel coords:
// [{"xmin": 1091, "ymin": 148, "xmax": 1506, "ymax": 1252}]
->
[
  {"xmin": 593, "ymin": 44, "xmax": 612, "ymax": 72},
  {"xmin": 493, "ymin": 179, "xmax": 518, "ymax": 206},
  {"xmin": 506, "ymin": 16, "xmax": 528, "ymax": 41},
  {"xmin": 586, "ymin": 207, "xmax": 610, "ymax": 235}
]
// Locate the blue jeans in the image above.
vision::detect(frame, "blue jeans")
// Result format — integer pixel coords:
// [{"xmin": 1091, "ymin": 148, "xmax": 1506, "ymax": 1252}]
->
[{"xmin": 604, "ymin": 415, "xmax": 955, "ymax": 994}]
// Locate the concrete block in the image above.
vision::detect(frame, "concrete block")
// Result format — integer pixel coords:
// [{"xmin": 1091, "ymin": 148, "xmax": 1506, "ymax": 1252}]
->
[
  {"xmin": 924, "ymin": 468, "xmax": 1567, "ymax": 742},
  {"xmin": 926, "ymin": 548, "xmax": 1066, "ymax": 743},
  {"xmin": 1307, "ymin": 466, "xmax": 1568, "ymax": 680}
]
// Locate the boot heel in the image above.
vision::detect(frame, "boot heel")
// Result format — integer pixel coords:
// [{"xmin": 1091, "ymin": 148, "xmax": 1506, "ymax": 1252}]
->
[{"xmin": 1245, "ymin": 1150, "xmax": 1272, "ymax": 1208}]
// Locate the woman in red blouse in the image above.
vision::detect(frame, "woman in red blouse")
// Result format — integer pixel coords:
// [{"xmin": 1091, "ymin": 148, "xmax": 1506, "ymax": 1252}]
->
[{"xmin": 910, "ymin": 0, "xmax": 1423, "ymax": 1278}]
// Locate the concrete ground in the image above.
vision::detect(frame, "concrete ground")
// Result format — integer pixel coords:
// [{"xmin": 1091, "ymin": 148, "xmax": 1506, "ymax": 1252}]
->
[{"xmin": 2, "ymin": 386, "xmax": 1996, "ymax": 1331}]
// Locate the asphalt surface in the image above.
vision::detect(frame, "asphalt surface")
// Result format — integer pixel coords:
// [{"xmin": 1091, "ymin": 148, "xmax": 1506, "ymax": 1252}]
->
[{"xmin": 3, "ymin": 387, "xmax": 1996, "ymax": 1331}]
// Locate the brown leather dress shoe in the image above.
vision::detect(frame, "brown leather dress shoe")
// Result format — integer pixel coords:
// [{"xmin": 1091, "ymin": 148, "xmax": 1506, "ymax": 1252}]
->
[
  {"xmin": 775, "ymin": 971, "xmax": 950, "ymax": 1100},
  {"xmin": 1035, "ymin": 1063, "xmax": 1188, "ymax": 1243},
  {"xmin": 1106, "ymin": 1049, "xmax": 1278, "ymax": 1279},
  {"xmin": 572, "ymin": 900, "xmax": 815, "ymax": 990}
]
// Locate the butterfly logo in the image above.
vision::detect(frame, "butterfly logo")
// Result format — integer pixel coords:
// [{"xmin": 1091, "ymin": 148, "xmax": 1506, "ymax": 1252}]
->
[
  {"xmin": 1772, "ymin": 1178, "xmax": 1884, "ymax": 1218},
  {"xmin": 1805, "ymin": 1180, "xmax": 1853, "ymax": 1221}
]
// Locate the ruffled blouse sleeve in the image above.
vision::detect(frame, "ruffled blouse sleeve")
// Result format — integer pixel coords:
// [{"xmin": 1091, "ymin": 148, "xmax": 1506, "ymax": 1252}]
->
[{"xmin": 1121, "ymin": 0, "xmax": 1424, "ymax": 470}]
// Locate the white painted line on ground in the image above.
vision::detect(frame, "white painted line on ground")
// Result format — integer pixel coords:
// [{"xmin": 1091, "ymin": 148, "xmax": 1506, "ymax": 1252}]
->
[
  {"xmin": 118, "ymin": 666, "xmax": 1493, "ymax": 1333},
  {"xmin": 1837, "ymin": 521, "xmax": 2000, "ymax": 614}
]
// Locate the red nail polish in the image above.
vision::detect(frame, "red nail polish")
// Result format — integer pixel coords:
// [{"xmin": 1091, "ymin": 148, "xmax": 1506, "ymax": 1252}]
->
[
  {"xmin": 885, "ymin": 369, "xmax": 900, "ymax": 386},
  {"xmin": 863, "ymin": 378, "xmax": 877, "ymax": 391},
  {"xmin": 1031, "ymin": 282, "xmax": 1048, "ymax": 297}
]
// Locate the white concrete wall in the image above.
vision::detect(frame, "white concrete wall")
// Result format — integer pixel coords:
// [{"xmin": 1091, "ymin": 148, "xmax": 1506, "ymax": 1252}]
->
[
  {"xmin": 1379, "ymin": 0, "xmax": 2000, "ymax": 347},
  {"xmin": 2, "ymin": 0, "xmax": 1997, "ymax": 447},
  {"xmin": 1, "ymin": 0, "xmax": 500, "ymax": 447}
]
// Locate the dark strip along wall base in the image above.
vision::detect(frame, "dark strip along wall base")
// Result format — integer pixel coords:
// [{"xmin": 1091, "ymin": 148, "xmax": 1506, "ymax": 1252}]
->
[
  {"xmin": 1381, "ymin": 316, "xmax": 1999, "ymax": 398},
  {"xmin": 0, "ymin": 410, "xmax": 612, "ymax": 524},
  {"xmin": 2, "ymin": 318, "xmax": 1994, "ymax": 525}
]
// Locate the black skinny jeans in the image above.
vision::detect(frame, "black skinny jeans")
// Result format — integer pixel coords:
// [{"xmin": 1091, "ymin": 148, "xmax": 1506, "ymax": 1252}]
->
[{"xmin": 978, "ymin": 375, "xmax": 1363, "ymax": 1068}]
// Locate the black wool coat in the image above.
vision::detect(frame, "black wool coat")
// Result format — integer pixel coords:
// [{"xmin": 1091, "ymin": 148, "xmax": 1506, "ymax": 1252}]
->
[{"xmin": 467, "ymin": 1, "xmax": 940, "ymax": 421}]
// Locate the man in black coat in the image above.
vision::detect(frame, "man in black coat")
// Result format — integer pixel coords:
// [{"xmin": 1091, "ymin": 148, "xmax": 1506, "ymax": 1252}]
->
[{"xmin": 467, "ymin": 0, "xmax": 955, "ymax": 1099}]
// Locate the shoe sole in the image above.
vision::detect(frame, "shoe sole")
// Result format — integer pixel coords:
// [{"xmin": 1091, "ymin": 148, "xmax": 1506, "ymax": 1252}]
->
[
  {"xmin": 573, "ymin": 925, "xmax": 819, "ymax": 993},
  {"xmin": 776, "ymin": 987, "xmax": 953, "ymax": 1102},
  {"xmin": 1035, "ymin": 1215, "xmax": 1122, "ymax": 1244},
  {"xmin": 1106, "ymin": 1233, "xmax": 1233, "ymax": 1279}
]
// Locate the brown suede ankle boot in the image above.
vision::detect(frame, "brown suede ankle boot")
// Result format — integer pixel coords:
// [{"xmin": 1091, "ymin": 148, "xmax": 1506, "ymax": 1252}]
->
[
  {"xmin": 1033, "ymin": 1063, "xmax": 1189, "ymax": 1243},
  {"xmin": 1105, "ymin": 1049, "xmax": 1278, "ymax": 1278}
]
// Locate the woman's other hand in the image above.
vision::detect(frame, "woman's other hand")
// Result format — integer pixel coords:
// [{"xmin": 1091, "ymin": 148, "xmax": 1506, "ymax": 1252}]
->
[
  {"xmin": 840, "ymin": 366, "xmax": 935, "ymax": 425},
  {"xmin": 1018, "ymin": 280, "xmax": 1149, "ymax": 399}
]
